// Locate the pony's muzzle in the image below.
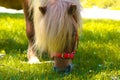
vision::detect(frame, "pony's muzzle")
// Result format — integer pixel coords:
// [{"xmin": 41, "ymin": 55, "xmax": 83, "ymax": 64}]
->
[
  {"xmin": 53, "ymin": 57, "xmax": 73, "ymax": 74},
  {"xmin": 53, "ymin": 64, "xmax": 74, "ymax": 74}
]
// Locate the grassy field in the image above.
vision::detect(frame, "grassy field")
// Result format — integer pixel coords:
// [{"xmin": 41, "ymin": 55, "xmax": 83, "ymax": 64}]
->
[
  {"xmin": 0, "ymin": 13, "xmax": 120, "ymax": 80},
  {"xmin": 81, "ymin": 0, "xmax": 120, "ymax": 10}
]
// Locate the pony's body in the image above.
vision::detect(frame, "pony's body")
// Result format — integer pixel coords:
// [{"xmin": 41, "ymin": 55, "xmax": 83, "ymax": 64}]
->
[
  {"xmin": 0, "ymin": 0, "xmax": 81, "ymax": 73},
  {"xmin": 0, "ymin": 0, "xmax": 22, "ymax": 9}
]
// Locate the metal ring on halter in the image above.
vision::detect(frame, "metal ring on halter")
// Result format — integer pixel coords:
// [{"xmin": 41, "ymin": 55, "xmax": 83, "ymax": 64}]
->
[{"xmin": 53, "ymin": 64, "xmax": 74, "ymax": 74}]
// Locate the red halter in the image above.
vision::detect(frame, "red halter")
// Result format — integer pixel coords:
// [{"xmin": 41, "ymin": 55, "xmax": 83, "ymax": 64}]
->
[{"xmin": 55, "ymin": 51, "xmax": 75, "ymax": 59}]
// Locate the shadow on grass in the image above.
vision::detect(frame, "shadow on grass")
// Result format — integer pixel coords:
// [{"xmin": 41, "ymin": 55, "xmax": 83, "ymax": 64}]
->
[
  {"xmin": 0, "ymin": 13, "xmax": 27, "ymax": 53},
  {"xmin": 0, "ymin": 38, "xmax": 27, "ymax": 53}
]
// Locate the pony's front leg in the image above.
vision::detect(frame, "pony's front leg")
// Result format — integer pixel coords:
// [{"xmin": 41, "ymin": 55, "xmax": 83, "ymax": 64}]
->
[
  {"xmin": 25, "ymin": 14, "xmax": 40, "ymax": 64},
  {"xmin": 22, "ymin": 0, "xmax": 40, "ymax": 64},
  {"xmin": 27, "ymin": 39, "xmax": 40, "ymax": 64}
]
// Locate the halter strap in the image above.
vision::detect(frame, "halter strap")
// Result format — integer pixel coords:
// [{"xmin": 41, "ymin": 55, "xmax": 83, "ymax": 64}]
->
[{"xmin": 53, "ymin": 51, "xmax": 75, "ymax": 59}]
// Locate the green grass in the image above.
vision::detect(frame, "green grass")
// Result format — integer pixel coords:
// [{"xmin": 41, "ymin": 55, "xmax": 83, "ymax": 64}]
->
[
  {"xmin": 0, "ymin": 13, "xmax": 120, "ymax": 80},
  {"xmin": 81, "ymin": 0, "xmax": 120, "ymax": 10}
]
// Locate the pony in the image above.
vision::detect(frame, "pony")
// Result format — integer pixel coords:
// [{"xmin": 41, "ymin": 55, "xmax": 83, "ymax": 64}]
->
[{"xmin": 0, "ymin": 0, "xmax": 81, "ymax": 73}]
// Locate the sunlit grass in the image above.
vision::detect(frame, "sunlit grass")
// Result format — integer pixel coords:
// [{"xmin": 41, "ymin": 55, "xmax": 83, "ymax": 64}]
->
[
  {"xmin": 81, "ymin": 0, "xmax": 120, "ymax": 10},
  {"xmin": 0, "ymin": 13, "xmax": 120, "ymax": 80}
]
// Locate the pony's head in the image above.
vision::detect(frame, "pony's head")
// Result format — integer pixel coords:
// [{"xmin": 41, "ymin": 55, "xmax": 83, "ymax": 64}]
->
[{"xmin": 31, "ymin": 0, "xmax": 81, "ymax": 73}]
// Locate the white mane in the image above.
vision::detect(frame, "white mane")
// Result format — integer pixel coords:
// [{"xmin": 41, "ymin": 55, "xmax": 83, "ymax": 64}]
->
[{"xmin": 30, "ymin": 0, "xmax": 81, "ymax": 54}]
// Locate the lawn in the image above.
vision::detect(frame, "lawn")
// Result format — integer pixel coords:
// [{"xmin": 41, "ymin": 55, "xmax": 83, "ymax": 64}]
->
[
  {"xmin": 0, "ymin": 13, "xmax": 120, "ymax": 80},
  {"xmin": 81, "ymin": 0, "xmax": 120, "ymax": 10}
]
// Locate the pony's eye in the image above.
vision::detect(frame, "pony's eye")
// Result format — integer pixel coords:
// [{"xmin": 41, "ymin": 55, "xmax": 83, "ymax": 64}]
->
[
  {"xmin": 39, "ymin": 6, "xmax": 47, "ymax": 15},
  {"xmin": 68, "ymin": 4, "xmax": 76, "ymax": 15}
]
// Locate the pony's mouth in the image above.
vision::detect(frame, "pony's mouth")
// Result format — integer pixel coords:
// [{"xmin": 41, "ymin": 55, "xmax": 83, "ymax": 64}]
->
[
  {"xmin": 52, "ymin": 57, "xmax": 73, "ymax": 74},
  {"xmin": 53, "ymin": 64, "xmax": 74, "ymax": 74}
]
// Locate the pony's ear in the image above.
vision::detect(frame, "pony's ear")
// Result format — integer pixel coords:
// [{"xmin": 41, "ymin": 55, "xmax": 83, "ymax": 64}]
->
[
  {"xmin": 39, "ymin": 6, "xmax": 47, "ymax": 15},
  {"xmin": 68, "ymin": 4, "xmax": 76, "ymax": 15}
]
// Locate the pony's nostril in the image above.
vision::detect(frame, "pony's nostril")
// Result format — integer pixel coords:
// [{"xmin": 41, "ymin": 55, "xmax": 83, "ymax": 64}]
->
[
  {"xmin": 53, "ymin": 64, "xmax": 74, "ymax": 74},
  {"xmin": 65, "ymin": 64, "xmax": 74, "ymax": 74}
]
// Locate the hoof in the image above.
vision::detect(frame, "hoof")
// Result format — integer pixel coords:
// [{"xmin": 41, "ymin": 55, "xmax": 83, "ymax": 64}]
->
[{"xmin": 28, "ymin": 57, "xmax": 40, "ymax": 64}]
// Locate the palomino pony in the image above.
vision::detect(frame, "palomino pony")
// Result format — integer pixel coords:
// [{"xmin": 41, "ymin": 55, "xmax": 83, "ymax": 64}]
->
[{"xmin": 0, "ymin": 0, "xmax": 81, "ymax": 73}]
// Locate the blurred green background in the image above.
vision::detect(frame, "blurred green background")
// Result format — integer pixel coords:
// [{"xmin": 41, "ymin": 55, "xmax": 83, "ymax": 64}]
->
[{"xmin": 81, "ymin": 0, "xmax": 120, "ymax": 10}]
